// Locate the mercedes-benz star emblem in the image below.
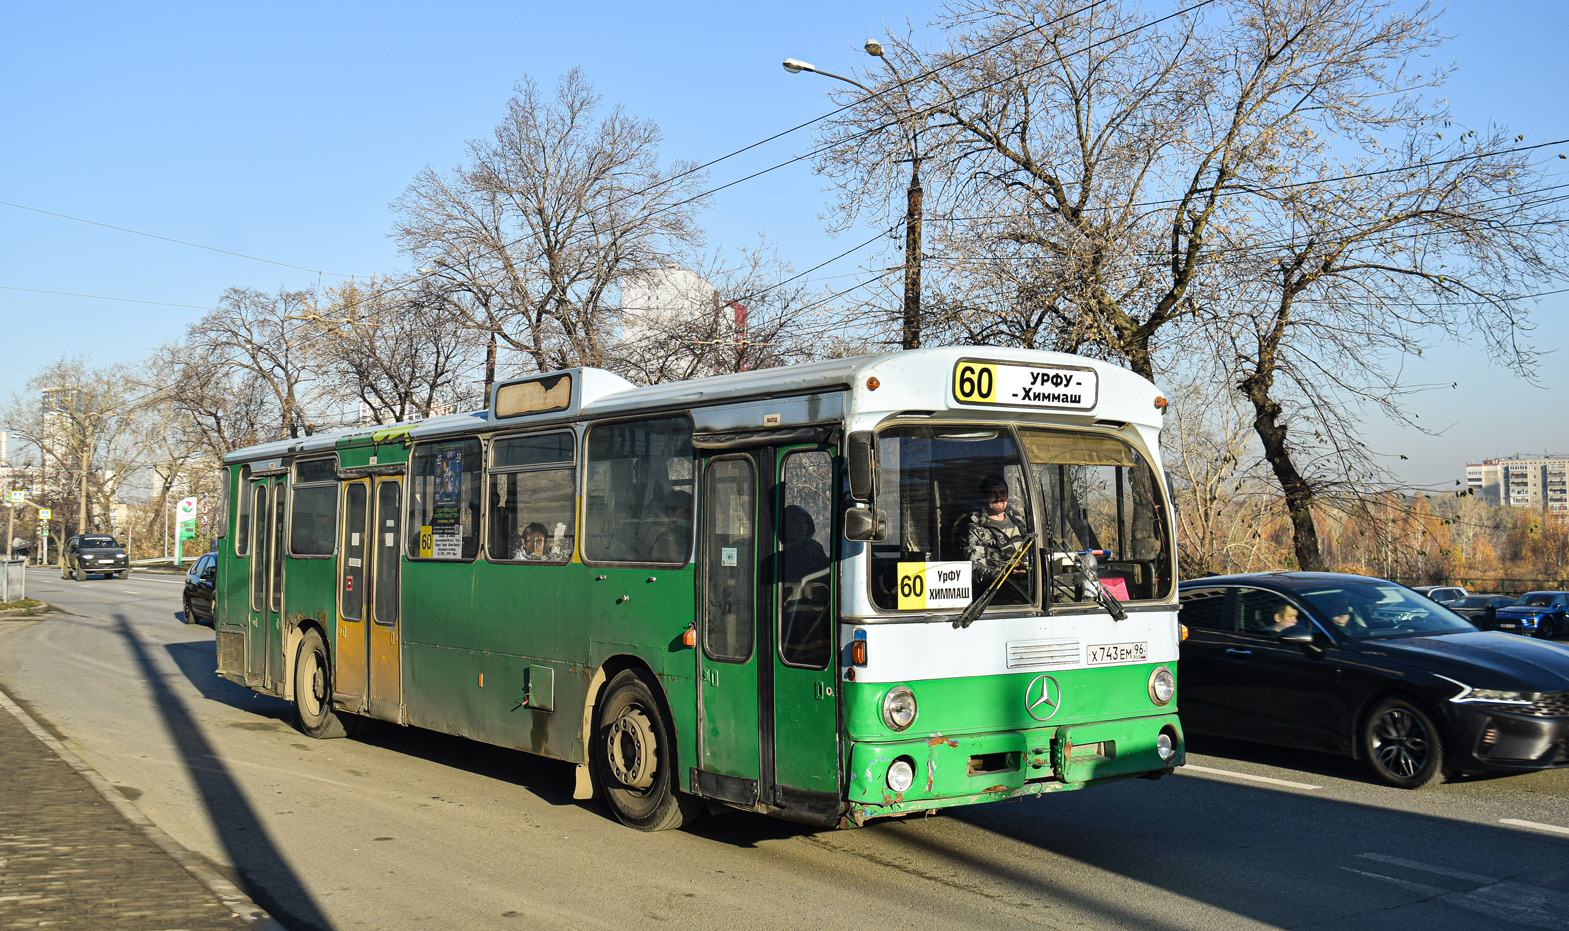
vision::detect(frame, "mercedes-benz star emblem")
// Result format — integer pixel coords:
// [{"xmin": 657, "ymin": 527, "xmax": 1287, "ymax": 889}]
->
[{"xmin": 1025, "ymin": 674, "xmax": 1061, "ymax": 722}]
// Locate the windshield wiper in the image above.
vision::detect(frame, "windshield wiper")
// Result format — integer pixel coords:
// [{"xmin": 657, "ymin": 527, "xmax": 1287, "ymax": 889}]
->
[
  {"xmin": 952, "ymin": 533, "xmax": 1035, "ymax": 629},
  {"xmin": 1045, "ymin": 543, "xmax": 1127, "ymax": 621}
]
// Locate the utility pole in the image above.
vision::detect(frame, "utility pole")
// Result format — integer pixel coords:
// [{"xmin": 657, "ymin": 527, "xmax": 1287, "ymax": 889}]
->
[{"xmin": 785, "ymin": 39, "xmax": 925, "ymax": 349}]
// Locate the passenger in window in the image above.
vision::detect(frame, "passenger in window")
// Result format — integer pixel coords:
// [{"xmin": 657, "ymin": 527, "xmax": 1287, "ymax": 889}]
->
[
  {"xmin": 1266, "ymin": 603, "xmax": 1302, "ymax": 633},
  {"xmin": 956, "ymin": 474, "xmax": 1030, "ymax": 589},
  {"xmin": 781, "ymin": 505, "xmax": 829, "ymax": 582},
  {"xmin": 650, "ymin": 491, "xmax": 692, "ymax": 564},
  {"xmin": 515, "ymin": 522, "xmax": 554, "ymax": 561}
]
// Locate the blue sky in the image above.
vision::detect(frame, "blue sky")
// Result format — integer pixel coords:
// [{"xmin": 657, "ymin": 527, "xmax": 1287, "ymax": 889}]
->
[{"xmin": 1, "ymin": 1, "xmax": 1564, "ymax": 489}]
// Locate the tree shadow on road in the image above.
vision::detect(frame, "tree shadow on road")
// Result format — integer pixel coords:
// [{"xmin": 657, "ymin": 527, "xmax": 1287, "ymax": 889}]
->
[{"xmin": 118, "ymin": 614, "xmax": 335, "ymax": 931}]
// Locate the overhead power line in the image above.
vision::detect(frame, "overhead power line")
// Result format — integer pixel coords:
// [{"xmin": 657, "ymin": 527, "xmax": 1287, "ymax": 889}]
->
[{"xmin": 0, "ymin": 200, "xmax": 361, "ymax": 278}]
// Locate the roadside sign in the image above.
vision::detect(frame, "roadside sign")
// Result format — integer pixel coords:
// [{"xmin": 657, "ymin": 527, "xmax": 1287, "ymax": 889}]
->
[
  {"xmin": 176, "ymin": 497, "xmax": 197, "ymax": 522},
  {"xmin": 7, "ymin": 491, "xmax": 21, "ymax": 504},
  {"xmin": 38, "ymin": 508, "xmax": 51, "ymax": 520}
]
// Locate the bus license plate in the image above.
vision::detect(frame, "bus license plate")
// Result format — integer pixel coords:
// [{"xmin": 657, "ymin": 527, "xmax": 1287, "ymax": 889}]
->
[{"xmin": 1087, "ymin": 642, "xmax": 1147, "ymax": 664}]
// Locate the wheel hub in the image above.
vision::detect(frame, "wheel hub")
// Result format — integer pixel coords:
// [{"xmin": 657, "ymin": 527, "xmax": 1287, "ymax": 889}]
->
[
  {"xmin": 606, "ymin": 708, "xmax": 658, "ymax": 790},
  {"xmin": 1373, "ymin": 710, "xmax": 1429, "ymax": 777}
]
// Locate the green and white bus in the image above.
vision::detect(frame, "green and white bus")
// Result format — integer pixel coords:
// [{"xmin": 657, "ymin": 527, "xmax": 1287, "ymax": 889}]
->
[{"xmin": 214, "ymin": 346, "xmax": 1182, "ymax": 830}]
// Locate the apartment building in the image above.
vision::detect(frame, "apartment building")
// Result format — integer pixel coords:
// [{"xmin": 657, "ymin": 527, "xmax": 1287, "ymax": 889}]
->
[{"xmin": 1466, "ymin": 456, "xmax": 1569, "ymax": 514}]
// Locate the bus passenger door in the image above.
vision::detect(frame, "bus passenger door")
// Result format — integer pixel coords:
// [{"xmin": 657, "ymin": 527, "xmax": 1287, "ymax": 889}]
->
[
  {"xmin": 696, "ymin": 443, "xmax": 842, "ymax": 821},
  {"xmin": 247, "ymin": 476, "xmax": 286, "ymax": 690},
  {"xmin": 335, "ymin": 479, "xmax": 370, "ymax": 706},
  {"xmin": 366, "ymin": 477, "xmax": 403, "ymax": 722},
  {"xmin": 696, "ymin": 454, "xmax": 762, "ymax": 805},
  {"xmin": 770, "ymin": 446, "xmax": 840, "ymax": 814}
]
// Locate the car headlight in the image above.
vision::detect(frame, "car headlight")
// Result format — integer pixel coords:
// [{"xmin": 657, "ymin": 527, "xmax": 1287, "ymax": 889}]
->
[
  {"xmin": 882, "ymin": 686, "xmax": 918, "ymax": 731},
  {"xmin": 1435, "ymin": 675, "xmax": 1538, "ymax": 705},
  {"xmin": 1148, "ymin": 666, "xmax": 1175, "ymax": 706}
]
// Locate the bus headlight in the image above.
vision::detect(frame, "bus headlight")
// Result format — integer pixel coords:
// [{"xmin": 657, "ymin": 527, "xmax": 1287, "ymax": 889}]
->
[
  {"xmin": 1157, "ymin": 732, "xmax": 1176, "ymax": 760},
  {"xmin": 887, "ymin": 758, "xmax": 915, "ymax": 793},
  {"xmin": 882, "ymin": 686, "xmax": 918, "ymax": 731},
  {"xmin": 1148, "ymin": 667, "xmax": 1175, "ymax": 706}
]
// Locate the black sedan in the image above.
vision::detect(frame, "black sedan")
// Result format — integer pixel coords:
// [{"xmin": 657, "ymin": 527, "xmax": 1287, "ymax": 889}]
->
[
  {"xmin": 1179, "ymin": 572, "xmax": 1569, "ymax": 789},
  {"xmin": 1447, "ymin": 594, "xmax": 1518, "ymax": 630},
  {"xmin": 1493, "ymin": 591, "xmax": 1569, "ymax": 639},
  {"xmin": 182, "ymin": 552, "xmax": 217, "ymax": 625}
]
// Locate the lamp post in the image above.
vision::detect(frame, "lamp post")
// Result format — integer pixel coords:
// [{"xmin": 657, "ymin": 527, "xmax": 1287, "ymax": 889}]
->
[{"xmin": 785, "ymin": 40, "xmax": 924, "ymax": 349}]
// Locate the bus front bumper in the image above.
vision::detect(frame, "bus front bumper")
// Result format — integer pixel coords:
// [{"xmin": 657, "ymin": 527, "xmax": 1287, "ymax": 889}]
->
[{"xmin": 843, "ymin": 713, "xmax": 1183, "ymax": 826}]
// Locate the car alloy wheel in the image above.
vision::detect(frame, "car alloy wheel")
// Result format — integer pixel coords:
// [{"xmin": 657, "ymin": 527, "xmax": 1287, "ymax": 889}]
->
[{"xmin": 1364, "ymin": 697, "xmax": 1445, "ymax": 790}]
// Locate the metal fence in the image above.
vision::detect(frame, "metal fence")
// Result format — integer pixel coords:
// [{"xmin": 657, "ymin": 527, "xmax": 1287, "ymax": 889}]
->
[
  {"xmin": 1392, "ymin": 577, "xmax": 1568, "ymax": 596},
  {"xmin": 0, "ymin": 559, "xmax": 24, "ymax": 603}
]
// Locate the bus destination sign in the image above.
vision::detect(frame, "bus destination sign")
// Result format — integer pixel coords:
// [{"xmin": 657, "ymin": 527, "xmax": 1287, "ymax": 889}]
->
[{"xmin": 953, "ymin": 360, "xmax": 1098, "ymax": 411}]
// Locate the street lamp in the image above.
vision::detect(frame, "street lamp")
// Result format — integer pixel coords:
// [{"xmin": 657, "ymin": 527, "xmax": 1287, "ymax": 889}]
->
[{"xmin": 785, "ymin": 40, "xmax": 925, "ymax": 349}]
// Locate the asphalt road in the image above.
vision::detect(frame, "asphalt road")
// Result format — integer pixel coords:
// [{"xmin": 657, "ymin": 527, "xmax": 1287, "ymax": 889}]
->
[{"xmin": 3, "ymin": 565, "xmax": 1568, "ymax": 931}]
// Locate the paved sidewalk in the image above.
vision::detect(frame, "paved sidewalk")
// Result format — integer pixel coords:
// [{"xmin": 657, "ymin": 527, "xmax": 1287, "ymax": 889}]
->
[{"xmin": 0, "ymin": 688, "xmax": 272, "ymax": 930}]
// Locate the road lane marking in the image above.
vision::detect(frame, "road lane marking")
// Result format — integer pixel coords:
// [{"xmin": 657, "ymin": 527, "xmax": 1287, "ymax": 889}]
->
[
  {"xmin": 1345, "ymin": 863, "xmax": 1569, "ymax": 929},
  {"xmin": 1356, "ymin": 853, "xmax": 1494, "ymax": 883},
  {"xmin": 1500, "ymin": 818, "xmax": 1569, "ymax": 836},
  {"xmin": 1340, "ymin": 867, "xmax": 1445, "ymax": 895},
  {"xmin": 1180, "ymin": 763, "xmax": 1321, "ymax": 790}
]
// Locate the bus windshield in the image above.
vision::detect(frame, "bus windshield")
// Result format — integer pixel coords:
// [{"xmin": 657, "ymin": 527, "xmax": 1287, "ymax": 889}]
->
[{"xmin": 869, "ymin": 424, "xmax": 1170, "ymax": 612}]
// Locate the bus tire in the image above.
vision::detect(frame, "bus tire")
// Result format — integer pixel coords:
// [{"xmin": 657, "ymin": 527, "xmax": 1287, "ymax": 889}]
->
[
  {"xmin": 294, "ymin": 628, "xmax": 349, "ymax": 739},
  {"xmin": 594, "ymin": 669, "xmax": 700, "ymax": 832}
]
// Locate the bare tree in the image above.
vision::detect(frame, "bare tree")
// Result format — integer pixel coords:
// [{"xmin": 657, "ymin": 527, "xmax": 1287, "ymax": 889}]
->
[
  {"xmin": 393, "ymin": 69, "xmax": 708, "ymax": 374},
  {"xmin": 810, "ymin": 0, "xmax": 1449, "ymax": 377},
  {"xmin": 1219, "ymin": 126, "xmax": 1565, "ymax": 569},
  {"xmin": 1, "ymin": 357, "xmax": 146, "ymax": 540},
  {"xmin": 613, "ymin": 241, "xmax": 822, "ymax": 384},
  {"xmin": 315, "ymin": 278, "xmax": 487, "ymax": 423},
  {"xmin": 183, "ymin": 287, "xmax": 324, "ymax": 439},
  {"xmin": 149, "ymin": 342, "xmax": 271, "ymax": 461}
]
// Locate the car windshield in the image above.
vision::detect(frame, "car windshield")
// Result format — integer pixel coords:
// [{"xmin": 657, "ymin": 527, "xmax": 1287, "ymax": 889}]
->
[
  {"xmin": 1297, "ymin": 581, "xmax": 1474, "ymax": 639},
  {"xmin": 81, "ymin": 536, "xmax": 119, "ymax": 548},
  {"xmin": 868, "ymin": 423, "xmax": 1171, "ymax": 613},
  {"xmin": 1516, "ymin": 593, "xmax": 1559, "ymax": 608}
]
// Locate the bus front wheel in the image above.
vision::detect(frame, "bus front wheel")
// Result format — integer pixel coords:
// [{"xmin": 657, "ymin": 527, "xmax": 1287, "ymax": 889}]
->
[
  {"xmin": 294, "ymin": 628, "xmax": 349, "ymax": 739},
  {"xmin": 594, "ymin": 670, "xmax": 700, "ymax": 832}
]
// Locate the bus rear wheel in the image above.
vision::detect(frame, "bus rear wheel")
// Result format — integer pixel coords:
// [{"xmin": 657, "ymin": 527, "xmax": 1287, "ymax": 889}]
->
[
  {"xmin": 595, "ymin": 670, "xmax": 700, "ymax": 832},
  {"xmin": 294, "ymin": 628, "xmax": 349, "ymax": 739}
]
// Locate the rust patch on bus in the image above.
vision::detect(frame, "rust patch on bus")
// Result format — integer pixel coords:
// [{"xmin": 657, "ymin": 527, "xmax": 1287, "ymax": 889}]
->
[{"xmin": 927, "ymin": 736, "xmax": 957, "ymax": 748}]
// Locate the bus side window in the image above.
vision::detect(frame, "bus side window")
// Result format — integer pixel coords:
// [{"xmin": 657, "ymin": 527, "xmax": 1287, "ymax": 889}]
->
[
  {"xmin": 779, "ymin": 450, "xmax": 833, "ymax": 669},
  {"xmin": 406, "ymin": 438, "xmax": 483, "ymax": 560},
  {"xmin": 488, "ymin": 430, "xmax": 576, "ymax": 563},
  {"xmin": 583, "ymin": 417, "xmax": 694, "ymax": 565}
]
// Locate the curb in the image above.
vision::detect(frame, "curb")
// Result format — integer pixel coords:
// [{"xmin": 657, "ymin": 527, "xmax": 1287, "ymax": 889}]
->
[
  {"xmin": 0, "ymin": 685, "xmax": 288, "ymax": 931},
  {"xmin": 0, "ymin": 603, "xmax": 63, "ymax": 620}
]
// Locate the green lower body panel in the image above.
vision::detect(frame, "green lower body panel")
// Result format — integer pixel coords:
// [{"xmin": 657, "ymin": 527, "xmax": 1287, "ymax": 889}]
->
[{"xmin": 845, "ymin": 712, "xmax": 1183, "ymax": 825}]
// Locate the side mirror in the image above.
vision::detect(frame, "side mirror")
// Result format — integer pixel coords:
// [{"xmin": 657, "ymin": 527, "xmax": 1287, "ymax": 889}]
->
[
  {"xmin": 1278, "ymin": 629, "xmax": 1315, "ymax": 644},
  {"xmin": 843, "ymin": 506, "xmax": 888, "ymax": 542},
  {"xmin": 846, "ymin": 431, "xmax": 876, "ymax": 502}
]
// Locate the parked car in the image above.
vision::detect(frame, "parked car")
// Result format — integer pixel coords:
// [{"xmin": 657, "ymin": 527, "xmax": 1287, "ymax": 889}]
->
[
  {"xmin": 1412, "ymin": 584, "xmax": 1468, "ymax": 604},
  {"xmin": 1493, "ymin": 591, "xmax": 1569, "ymax": 639},
  {"xmin": 1179, "ymin": 572, "xmax": 1569, "ymax": 789},
  {"xmin": 1447, "ymin": 594, "xmax": 1518, "ymax": 630},
  {"xmin": 182, "ymin": 552, "xmax": 217, "ymax": 625},
  {"xmin": 59, "ymin": 534, "xmax": 129, "ymax": 581}
]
